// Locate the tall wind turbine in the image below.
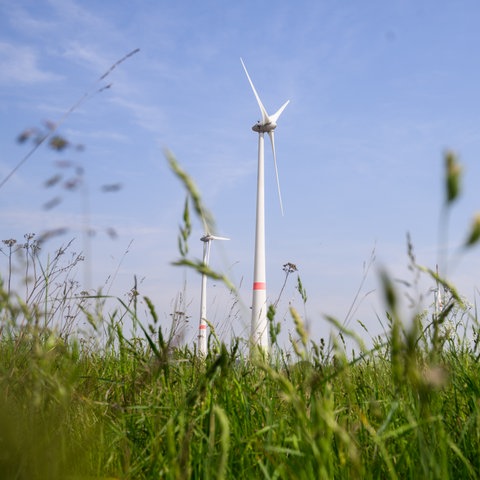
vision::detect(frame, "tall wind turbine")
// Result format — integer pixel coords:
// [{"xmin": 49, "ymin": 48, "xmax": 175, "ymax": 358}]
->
[
  {"xmin": 240, "ymin": 58, "xmax": 289, "ymax": 353},
  {"xmin": 198, "ymin": 231, "xmax": 229, "ymax": 356}
]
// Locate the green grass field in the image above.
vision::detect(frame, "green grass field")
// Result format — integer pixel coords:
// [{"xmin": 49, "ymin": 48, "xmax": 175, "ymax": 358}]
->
[{"xmin": 1, "ymin": 278, "xmax": 480, "ymax": 479}]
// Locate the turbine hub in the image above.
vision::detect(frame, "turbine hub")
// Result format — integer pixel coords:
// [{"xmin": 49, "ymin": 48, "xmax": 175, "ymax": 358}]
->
[{"xmin": 252, "ymin": 121, "xmax": 277, "ymax": 133}]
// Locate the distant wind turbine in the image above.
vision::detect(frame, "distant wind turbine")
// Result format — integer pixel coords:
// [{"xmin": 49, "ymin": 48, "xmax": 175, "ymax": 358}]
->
[
  {"xmin": 198, "ymin": 230, "xmax": 229, "ymax": 356},
  {"xmin": 240, "ymin": 58, "xmax": 289, "ymax": 353}
]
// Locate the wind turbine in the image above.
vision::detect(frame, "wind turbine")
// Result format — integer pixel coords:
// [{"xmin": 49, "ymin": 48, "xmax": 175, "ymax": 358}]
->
[
  {"xmin": 198, "ymin": 231, "xmax": 229, "ymax": 356},
  {"xmin": 240, "ymin": 58, "xmax": 289, "ymax": 353}
]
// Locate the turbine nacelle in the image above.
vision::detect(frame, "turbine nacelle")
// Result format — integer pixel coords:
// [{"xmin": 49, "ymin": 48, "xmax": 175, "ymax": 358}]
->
[
  {"xmin": 251, "ymin": 98, "xmax": 290, "ymax": 133},
  {"xmin": 252, "ymin": 121, "xmax": 277, "ymax": 133}
]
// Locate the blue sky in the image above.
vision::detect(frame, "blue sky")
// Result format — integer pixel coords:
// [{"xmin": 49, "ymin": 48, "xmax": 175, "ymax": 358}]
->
[{"xmin": 1, "ymin": 0, "xmax": 480, "ymax": 349}]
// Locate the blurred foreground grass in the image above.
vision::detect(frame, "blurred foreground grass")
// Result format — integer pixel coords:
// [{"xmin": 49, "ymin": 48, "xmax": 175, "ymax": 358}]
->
[{"xmin": 1, "ymin": 272, "xmax": 480, "ymax": 479}]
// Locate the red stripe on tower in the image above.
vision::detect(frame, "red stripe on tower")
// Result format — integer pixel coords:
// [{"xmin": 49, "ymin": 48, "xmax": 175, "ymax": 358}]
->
[{"xmin": 253, "ymin": 282, "xmax": 266, "ymax": 290}]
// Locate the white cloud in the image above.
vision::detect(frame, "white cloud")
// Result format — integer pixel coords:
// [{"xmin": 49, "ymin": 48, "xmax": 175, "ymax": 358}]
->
[
  {"xmin": 109, "ymin": 97, "xmax": 168, "ymax": 134},
  {"xmin": 0, "ymin": 42, "xmax": 62, "ymax": 85},
  {"xmin": 63, "ymin": 127, "xmax": 130, "ymax": 143},
  {"xmin": 4, "ymin": 3, "xmax": 57, "ymax": 35},
  {"xmin": 61, "ymin": 42, "xmax": 111, "ymax": 74},
  {"xmin": 40, "ymin": 0, "xmax": 108, "ymax": 42}
]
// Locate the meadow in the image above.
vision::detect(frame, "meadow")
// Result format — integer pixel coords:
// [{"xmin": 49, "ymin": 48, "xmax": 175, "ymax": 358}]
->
[{"xmin": 1, "ymin": 148, "xmax": 480, "ymax": 479}]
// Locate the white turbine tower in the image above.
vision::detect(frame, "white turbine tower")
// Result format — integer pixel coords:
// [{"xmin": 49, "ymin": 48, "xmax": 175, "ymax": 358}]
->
[
  {"xmin": 241, "ymin": 58, "xmax": 289, "ymax": 353},
  {"xmin": 198, "ymin": 231, "xmax": 229, "ymax": 356}
]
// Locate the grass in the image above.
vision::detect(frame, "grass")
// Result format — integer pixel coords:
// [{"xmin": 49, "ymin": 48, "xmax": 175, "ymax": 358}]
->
[
  {"xmin": 1, "ymin": 286, "xmax": 480, "ymax": 479},
  {"xmin": 1, "ymin": 272, "xmax": 480, "ymax": 477},
  {"xmin": 2, "ymin": 143, "xmax": 480, "ymax": 478}
]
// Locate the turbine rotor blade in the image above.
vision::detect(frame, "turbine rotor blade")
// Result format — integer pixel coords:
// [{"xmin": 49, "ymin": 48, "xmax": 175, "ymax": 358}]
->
[
  {"xmin": 240, "ymin": 58, "xmax": 269, "ymax": 124},
  {"xmin": 268, "ymin": 131, "xmax": 284, "ymax": 216},
  {"xmin": 201, "ymin": 234, "xmax": 230, "ymax": 242},
  {"xmin": 200, "ymin": 211, "xmax": 209, "ymax": 235},
  {"xmin": 202, "ymin": 240, "xmax": 209, "ymax": 264},
  {"xmin": 206, "ymin": 240, "xmax": 212, "ymax": 265},
  {"xmin": 270, "ymin": 100, "xmax": 290, "ymax": 124},
  {"xmin": 210, "ymin": 235, "xmax": 230, "ymax": 241}
]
